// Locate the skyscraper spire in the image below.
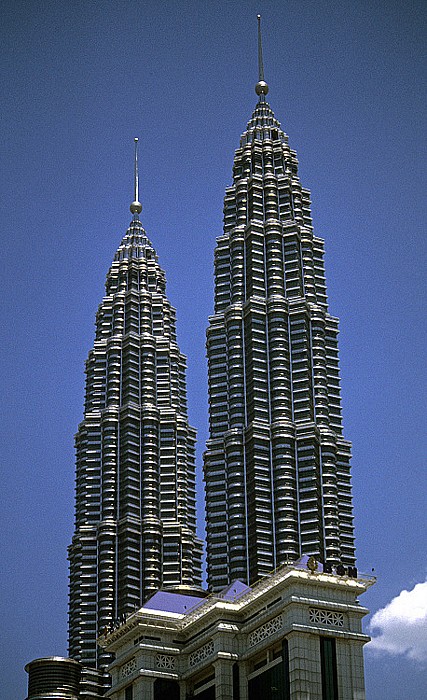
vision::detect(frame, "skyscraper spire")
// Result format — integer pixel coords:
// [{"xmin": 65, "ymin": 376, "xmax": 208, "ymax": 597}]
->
[
  {"xmin": 130, "ymin": 137, "xmax": 142, "ymax": 217},
  {"xmin": 255, "ymin": 14, "xmax": 269, "ymax": 99}
]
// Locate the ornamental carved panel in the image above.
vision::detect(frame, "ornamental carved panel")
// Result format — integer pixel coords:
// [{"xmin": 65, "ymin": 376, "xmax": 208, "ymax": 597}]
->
[
  {"xmin": 120, "ymin": 657, "xmax": 136, "ymax": 678},
  {"xmin": 189, "ymin": 640, "xmax": 214, "ymax": 667},
  {"xmin": 249, "ymin": 615, "xmax": 282, "ymax": 647},
  {"xmin": 156, "ymin": 654, "xmax": 176, "ymax": 670},
  {"xmin": 309, "ymin": 608, "xmax": 344, "ymax": 627}
]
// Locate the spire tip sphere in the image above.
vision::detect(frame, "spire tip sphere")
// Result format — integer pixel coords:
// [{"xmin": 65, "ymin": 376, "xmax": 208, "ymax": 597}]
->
[
  {"xmin": 130, "ymin": 200, "xmax": 142, "ymax": 214},
  {"xmin": 255, "ymin": 80, "xmax": 269, "ymax": 96}
]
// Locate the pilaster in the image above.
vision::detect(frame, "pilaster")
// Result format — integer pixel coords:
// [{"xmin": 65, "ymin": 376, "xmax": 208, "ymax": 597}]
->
[
  {"xmin": 287, "ymin": 631, "xmax": 322, "ymax": 700},
  {"xmin": 213, "ymin": 655, "xmax": 237, "ymax": 700},
  {"xmin": 134, "ymin": 675, "xmax": 154, "ymax": 700},
  {"xmin": 336, "ymin": 639, "xmax": 366, "ymax": 700}
]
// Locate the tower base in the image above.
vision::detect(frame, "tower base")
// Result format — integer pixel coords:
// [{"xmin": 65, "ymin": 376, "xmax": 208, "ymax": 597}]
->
[{"xmin": 101, "ymin": 559, "xmax": 374, "ymax": 700}]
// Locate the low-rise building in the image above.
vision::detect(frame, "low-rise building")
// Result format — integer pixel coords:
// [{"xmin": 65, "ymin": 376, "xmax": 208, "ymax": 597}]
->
[{"xmin": 100, "ymin": 557, "xmax": 374, "ymax": 700}]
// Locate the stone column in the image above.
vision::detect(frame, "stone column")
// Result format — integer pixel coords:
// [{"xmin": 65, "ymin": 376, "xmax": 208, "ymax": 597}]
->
[
  {"xmin": 287, "ymin": 631, "xmax": 322, "ymax": 700},
  {"xmin": 134, "ymin": 675, "xmax": 155, "ymax": 700},
  {"xmin": 238, "ymin": 660, "xmax": 249, "ymax": 700},
  {"xmin": 179, "ymin": 679, "xmax": 187, "ymax": 700},
  {"xmin": 336, "ymin": 639, "xmax": 366, "ymax": 700},
  {"xmin": 213, "ymin": 654, "xmax": 238, "ymax": 700}
]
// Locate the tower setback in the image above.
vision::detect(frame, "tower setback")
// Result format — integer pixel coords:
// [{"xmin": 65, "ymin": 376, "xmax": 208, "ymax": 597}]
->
[
  {"xmin": 204, "ymin": 24, "xmax": 356, "ymax": 592},
  {"xmin": 68, "ymin": 143, "xmax": 203, "ymax": 675}
]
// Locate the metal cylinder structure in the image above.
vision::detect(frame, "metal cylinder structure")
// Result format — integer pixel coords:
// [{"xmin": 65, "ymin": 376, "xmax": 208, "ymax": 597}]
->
[{"xmin": 25, "ymin": 657, "xmax": 81, "ymax": 700}]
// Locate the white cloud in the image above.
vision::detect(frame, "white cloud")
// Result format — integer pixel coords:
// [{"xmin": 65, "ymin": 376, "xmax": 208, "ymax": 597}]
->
[{"xmin": 367, "ymin": 580, "xmax": 427, "ymax": 663}]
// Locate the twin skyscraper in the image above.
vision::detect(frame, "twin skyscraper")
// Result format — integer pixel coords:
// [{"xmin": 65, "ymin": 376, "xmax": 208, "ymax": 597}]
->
[
  {"xmin": 68, "ymin": 16, "xmax": 356, "ymax": 685},
  {"xmin": 27, "ymin": 18, "xmax": 368, "ymax": 700}
]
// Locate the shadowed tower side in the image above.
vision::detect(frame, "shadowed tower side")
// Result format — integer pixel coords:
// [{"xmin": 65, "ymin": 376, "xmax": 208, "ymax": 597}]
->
[
  {"xmin": 204, "ymin": 17, "xmax": 355, "ymax": 592},
  {"xmin": 68, "ymin": 139, "xmax": 203, "ymax": 678}
]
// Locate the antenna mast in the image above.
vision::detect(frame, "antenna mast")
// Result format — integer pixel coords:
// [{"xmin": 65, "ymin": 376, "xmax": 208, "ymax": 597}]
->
[
  {"xmin": 255, "ymin": 15, "xmax": 269, "ymax": 99},
  {"xmin": 130, "ymin": 137, "xmax": 142, "ymax": 216}
]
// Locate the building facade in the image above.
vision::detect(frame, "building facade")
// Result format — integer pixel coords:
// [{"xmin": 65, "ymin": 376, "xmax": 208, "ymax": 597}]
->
[
  {"xmin": 101, "ymin": 558, "xmax": 374, "ymax": 700},
  {"xmin": 68, "ymin": 143, "xmax": 203, "ymax": 681},
  {"xmin": 204, "ymin": 25, "xmax": 355, "ymax": 592}
]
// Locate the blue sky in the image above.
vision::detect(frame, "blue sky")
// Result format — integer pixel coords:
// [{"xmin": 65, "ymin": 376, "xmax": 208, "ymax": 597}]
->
[{"xmin": 1, "ymin": 1, "xmax": 426, "ymax": 698}]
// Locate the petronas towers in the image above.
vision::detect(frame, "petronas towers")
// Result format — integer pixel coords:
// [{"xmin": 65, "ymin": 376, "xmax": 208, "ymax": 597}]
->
[{"xmin": 68, "ymin": 21, "xmax": 356, "ymax": 684}]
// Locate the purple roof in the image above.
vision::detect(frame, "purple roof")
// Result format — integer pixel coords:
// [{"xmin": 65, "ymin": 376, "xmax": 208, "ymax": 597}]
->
[
  {"xmin": 220, "ymin": 580, "xmax": 252, "ymax": 601},
  {"xmin": 142, "ymin": 591, "xmax": 206, "ymax": 615},
  {"xmin": 141, "ymin": 560, "xmax": 329, "ymax": 617},
  {"xmin": 141, "ymin": 580, "xmax": 252, "ymax": 616}
]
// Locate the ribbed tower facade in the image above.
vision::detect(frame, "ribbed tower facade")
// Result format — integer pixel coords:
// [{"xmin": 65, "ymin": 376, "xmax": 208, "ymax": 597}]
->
[
  {"xmin": 68, "ymin": 173, "xmax": 203, "ymax": 673},
  {"xmin": 204, "ymin": 79, "xmax": 356, "ymax": 591}
]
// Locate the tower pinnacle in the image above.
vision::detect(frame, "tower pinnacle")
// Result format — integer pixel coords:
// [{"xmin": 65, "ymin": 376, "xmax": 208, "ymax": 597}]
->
[
  {"xmin": 130, "ymin": 137, "xmax": 142, "ymax": 216},
  {"xmin": 255, "ymin": 14, "xmax": 269, "ymax": 99}
]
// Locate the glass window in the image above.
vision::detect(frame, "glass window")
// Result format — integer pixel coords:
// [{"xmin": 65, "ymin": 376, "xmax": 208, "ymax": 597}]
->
[{"xmin": 320, "ymin": 637, "xmax": 338, "ymax": 700}]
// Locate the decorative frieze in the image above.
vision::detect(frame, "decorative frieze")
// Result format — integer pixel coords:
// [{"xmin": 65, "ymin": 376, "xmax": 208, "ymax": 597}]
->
[
  {"xmin": 120, "ymin": 657, "xmax": 136, "ymax": 678},
  {"xmin": 156, "ymin": 654, "xmax": 176, "ymax": 670},
  {"xmin": 309, "ymin": 608, "xmax": 344, "ymax": 627},
  {"xmin": 249, "ymin": 615, "xmax": 282, "ymax": 647},
  {"xmin": 189, "ymin": 640, "xmax": 214, "ymax": 667}
]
